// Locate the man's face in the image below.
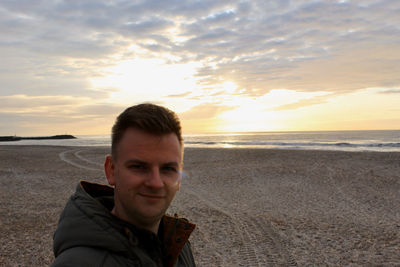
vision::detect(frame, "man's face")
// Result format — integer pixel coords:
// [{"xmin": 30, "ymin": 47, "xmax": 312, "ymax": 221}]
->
[{"xmin": 105, "ymin": 128, "xmax": 182, "ymax": 229}]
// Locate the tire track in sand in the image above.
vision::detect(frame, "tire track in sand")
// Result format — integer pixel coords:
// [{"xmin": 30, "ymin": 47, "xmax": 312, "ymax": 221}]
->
[
  {"xmin": 183, "ymin": 185, "xmax": 297, "ymax": 267},
  {"xmin": 74, "ymin": 150, "xmax": 104, "ymax": 167},
  {"xmin": 59, "ymin": 149, "xmax": 102, "ymax": 171},
  {"xmin": 325, "ymin": 165, "xmax": 399, "ymax": 222}
]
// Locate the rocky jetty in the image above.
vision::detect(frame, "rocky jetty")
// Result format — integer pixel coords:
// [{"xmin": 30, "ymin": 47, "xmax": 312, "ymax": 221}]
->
[{"xmin": 0, "ymin": 135, "xmax": 76, "ymax": 142}]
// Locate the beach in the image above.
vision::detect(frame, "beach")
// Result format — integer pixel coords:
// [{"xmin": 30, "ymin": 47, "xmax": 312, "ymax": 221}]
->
[{"xmin": 1, "ymin": 145, "xmax": 399, "ymax": 266}]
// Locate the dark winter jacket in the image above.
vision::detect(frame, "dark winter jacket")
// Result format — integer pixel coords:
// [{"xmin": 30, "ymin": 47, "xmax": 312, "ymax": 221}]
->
[{"xmin": 52, "ymin": 181, "xmax": 196, "ymax": 267}]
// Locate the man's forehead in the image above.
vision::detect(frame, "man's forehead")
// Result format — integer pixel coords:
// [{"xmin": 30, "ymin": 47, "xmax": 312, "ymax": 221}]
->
[
  {"xmin": 115, "ymin": 129, "xmax": 183, "ymax": 161},
  {"xmin": 119, "ymin": 130, "xmax": 181, "ymax": 148}
]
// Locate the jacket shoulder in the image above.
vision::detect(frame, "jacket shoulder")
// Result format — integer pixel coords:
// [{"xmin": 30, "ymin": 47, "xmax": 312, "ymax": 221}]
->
[{"xmin": 51, "ymin": 246, "xmax": 140, "ymax": 267}]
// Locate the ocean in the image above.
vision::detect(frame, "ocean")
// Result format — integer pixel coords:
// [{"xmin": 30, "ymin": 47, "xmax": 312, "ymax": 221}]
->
[{"xmin": 1, "ymin": 130, "xmax": 400, "ymax": 152}]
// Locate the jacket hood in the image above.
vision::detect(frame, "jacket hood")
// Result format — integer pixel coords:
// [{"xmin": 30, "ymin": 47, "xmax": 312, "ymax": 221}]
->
[{"xmin": 53, "ymin": 181, "xmax": 131, "ymax": 256}]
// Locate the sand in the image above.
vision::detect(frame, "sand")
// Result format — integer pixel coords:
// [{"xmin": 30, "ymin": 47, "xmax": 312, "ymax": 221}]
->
[{"xmin": 0, "ymin": 145, "xmax": 399, "ymax": 266}]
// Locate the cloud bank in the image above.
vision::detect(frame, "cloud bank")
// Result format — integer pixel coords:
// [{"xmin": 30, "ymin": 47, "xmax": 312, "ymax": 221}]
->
[{"xmin": 0, "ymin": 0, "xmax": 399, "ymax": 133}]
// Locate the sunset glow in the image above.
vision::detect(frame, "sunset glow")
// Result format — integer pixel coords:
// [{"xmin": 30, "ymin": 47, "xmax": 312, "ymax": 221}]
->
[{"xmin": 1, "ymin": 1, "xmax": 399, "ymax": 135}]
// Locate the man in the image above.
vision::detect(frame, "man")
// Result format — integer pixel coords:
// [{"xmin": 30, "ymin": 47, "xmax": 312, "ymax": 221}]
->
[{"xmin": 52, "ymin": 103, "xmax": 196, "ymax": 267}]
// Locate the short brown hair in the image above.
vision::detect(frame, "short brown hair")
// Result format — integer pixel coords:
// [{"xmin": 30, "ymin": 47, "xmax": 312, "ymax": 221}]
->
[{"xmin": 111, "ymin": 103, "xmax": 183, "ymax": 159}]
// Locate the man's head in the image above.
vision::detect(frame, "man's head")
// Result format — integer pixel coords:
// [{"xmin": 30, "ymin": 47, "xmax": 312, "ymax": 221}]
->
[
  {"xmin": 111, "ymin": 103, "xmax": 183, "ymax": 160},
  {"xmin": 105, "ymin": 103, "xmax": 184, "ymax": 233}
]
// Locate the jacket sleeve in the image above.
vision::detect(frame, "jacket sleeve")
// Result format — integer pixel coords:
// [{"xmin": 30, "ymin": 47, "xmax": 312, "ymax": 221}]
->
[
  {"xmin": 51, "ymin": 246, "xmax": 142, "ymax": 267},
  {"xmin": 51, "ymin": 246, "xmax": 107, "ymax": 267}
]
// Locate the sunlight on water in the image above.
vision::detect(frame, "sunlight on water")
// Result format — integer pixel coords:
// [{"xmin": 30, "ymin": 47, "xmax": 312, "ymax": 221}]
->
[{"xmin": 1, "ymin": 131, "xmax": 400, "ymax": 152}]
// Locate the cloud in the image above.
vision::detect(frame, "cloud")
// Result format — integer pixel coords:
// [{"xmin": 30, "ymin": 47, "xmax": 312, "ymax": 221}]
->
[
  {"xmin": 0, "ymin": 0, "xmax": 399, "ymax": 134},
  {"xmin": 0, "ymin": 111, "xmax": 114, "ymax": 136},
  {"xmin": 273, "ymin": 95, "xmax": 331, "ymax": 111},
  {"xmin": 173, "ymin": 0, "xmax": 400, "ymax": 95},
  {"xmin": 378, "ymin": 89, "xmax": 400, "ymax": 94},
  {"xmin": 166, "ymin": 91, "xmax": 192, "ymax": 98},
  {"xmin": 0, "ymin": 94, "xmax": 124, "ymax": 119},
  {"xmin": 75, "ymin": 104, "xmax": 126, "ymax": 117},
  {"xmin": 0, "ymin": 95, "xmax": 88, "ymax": 111},
  {"xmin": 0, "ymin": 94, "xmax": 126, "ymax": 135},
  {"xmin": 179, "ymin": 103, "xmax": 236, "ymax": 120},
  {"xmin": 2, "ymin": 0, "xmax": 399, "ymax": 98}
]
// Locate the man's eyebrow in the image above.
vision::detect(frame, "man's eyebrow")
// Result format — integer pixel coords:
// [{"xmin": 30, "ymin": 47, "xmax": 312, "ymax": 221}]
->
[
  {"xmin": 124, "ymin": 159, "xmax": 147, "ymax": 165},
  {"xmin": 162, "ymin": 162, "xmax": 180, "ymax": 167},
  {"xmin": 124, "ymin": 159, "xmax": 180, "ymax": 166}
]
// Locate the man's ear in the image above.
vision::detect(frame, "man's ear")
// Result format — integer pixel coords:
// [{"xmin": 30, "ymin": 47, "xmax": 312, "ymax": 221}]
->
[
  {"xmin": 104, "ymin": 155, "xmax": 116, "ymax": 186},
  {"xmin": 176, "ymin": 170, "xmax": 183, "ymax": 191},
  {"xmin": 177, "ymin": 180, "xmax": 181, "ymax": 191}
]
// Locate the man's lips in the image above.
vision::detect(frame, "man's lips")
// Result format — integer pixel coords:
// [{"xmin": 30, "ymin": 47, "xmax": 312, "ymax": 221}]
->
[{"xmin": 138, "ymin": 193, "xmax": 165, "ymax": 199}]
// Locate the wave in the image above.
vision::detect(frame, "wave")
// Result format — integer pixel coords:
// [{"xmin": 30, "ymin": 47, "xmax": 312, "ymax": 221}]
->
[{"xmin": 185, "ymin": 141, "xmax": 400, "ymax": 149}]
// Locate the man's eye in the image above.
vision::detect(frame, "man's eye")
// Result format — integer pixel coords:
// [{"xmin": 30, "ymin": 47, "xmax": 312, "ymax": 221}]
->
[
  {"xmin": 162, "ymin": 166, "xmax": 177, "ymax": 172},
  {"xmin": 129, "ymin": 164, "xmax": 144, "ymax": 170}
]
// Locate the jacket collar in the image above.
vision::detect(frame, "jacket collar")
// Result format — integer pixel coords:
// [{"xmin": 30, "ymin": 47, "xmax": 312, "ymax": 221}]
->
[{"xmin": 162, "ymin": 214, "xmax": 195, "ymax": 266}]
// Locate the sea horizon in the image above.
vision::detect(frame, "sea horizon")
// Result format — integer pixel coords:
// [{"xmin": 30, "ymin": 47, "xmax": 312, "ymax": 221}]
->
[{"xmin": 1, "ymin": 129, "xmax": 400, "ymax": 152}]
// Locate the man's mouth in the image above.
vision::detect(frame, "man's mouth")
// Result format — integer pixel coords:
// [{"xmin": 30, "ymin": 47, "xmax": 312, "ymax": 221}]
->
[{"xmin": 138, "ymin": 193, "xmax": 165, "ymax": 199}]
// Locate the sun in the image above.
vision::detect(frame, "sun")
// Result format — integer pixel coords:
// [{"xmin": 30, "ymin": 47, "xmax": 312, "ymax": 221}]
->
[
  {"xmin": 214, "ymin": 88, "xmax": 331, "ymax": 132},
  {"xmin": 217, "ymin": 105, "xmax": 286, "ymax": 132}
]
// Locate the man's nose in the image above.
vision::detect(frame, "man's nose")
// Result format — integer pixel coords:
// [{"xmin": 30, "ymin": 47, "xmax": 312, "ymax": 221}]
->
[{"xmin": 144, "ymin": 168, "xmax": 164, "ymax": 188}]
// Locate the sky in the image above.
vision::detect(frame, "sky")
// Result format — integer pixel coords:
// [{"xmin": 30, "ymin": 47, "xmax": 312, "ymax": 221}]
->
[{"xmin": 1, "ymin": 0, "xmax": 399, "ymax": 135}]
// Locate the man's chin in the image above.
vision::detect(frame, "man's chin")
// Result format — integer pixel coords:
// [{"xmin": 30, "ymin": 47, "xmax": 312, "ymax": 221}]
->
[{"xmin": 134, "ymin": 205, "xmax": 167, "ymax": 221}]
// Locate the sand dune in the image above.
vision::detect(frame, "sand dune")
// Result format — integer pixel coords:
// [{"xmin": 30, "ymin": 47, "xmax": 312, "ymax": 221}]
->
[{"xmin": 0, "ymin": 145, "xmax": 399, "ymax": 266}]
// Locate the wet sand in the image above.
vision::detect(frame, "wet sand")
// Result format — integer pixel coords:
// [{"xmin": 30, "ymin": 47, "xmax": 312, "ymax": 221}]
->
[{"xmin": 0, "ymin": 145, "xmax": 399, "ymax": 266}]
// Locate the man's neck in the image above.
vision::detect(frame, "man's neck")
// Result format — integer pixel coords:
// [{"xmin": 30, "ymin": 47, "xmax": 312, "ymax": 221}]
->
[{"xmin": 147, "ymin": 221, "xmax": 160, "ymax": 234}]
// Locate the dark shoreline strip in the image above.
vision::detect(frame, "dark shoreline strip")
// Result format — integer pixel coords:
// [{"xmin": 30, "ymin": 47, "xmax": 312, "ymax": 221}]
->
[{"xmin": 0, "ymin": 135, "xmax": 76, "ymax": 142}]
